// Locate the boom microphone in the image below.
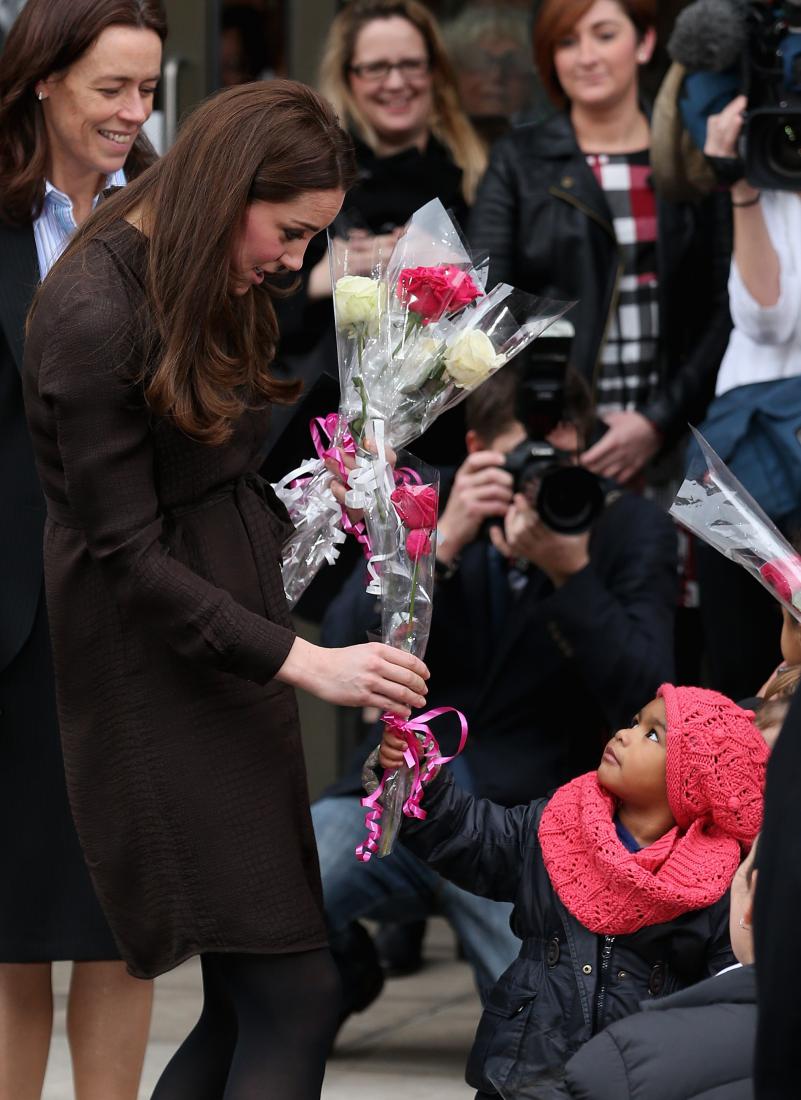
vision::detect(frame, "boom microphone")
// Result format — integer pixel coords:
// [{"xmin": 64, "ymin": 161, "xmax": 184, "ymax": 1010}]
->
[{"xmin": 668, "ymin": 0, "xmax": 751, "ymax": 72}]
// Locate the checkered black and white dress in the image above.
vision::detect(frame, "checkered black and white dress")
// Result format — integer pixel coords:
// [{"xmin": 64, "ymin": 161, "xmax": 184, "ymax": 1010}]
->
[{"xmin": 586, "ymin": 150, "xmax": 659, "ymax": 417}]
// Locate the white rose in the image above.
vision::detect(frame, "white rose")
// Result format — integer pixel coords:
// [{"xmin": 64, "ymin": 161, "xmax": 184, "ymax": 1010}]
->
[
  {"xmin": 443, "ymin": 330, "xmax": 502, "ymax": 389},
  {"xmin": 399, "ymin": 335, "xmax": 444, "ymax": 389},
  {"xmin": 334, "ymin": 275, "xmax": 382, "ymax": 330}
]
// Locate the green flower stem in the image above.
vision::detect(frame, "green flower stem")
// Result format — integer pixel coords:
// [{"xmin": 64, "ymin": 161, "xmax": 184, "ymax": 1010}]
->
[
  {"xmin": 393, "ymin": 312, "xmax": 422, "ymax": 359},
  {"xmin": 408, "ymin": 551, "xmax": 420, "ymax": 631},
  {"xmin": 352, "ymin": 376, "xmax": 368, "ymax": 443}
]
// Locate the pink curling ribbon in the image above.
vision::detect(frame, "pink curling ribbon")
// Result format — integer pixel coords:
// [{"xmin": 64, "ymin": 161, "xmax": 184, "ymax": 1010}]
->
[
  {"xmin": 394, "ymin": 465, "xmax": 423, "ymax": 486},
  {"xmin": 309, "ymin": 413, "xmax": 372, "ymax": 555},
  {"xmin": 355, "ymin": 706, "xmax": 469, "ymax": 863}
]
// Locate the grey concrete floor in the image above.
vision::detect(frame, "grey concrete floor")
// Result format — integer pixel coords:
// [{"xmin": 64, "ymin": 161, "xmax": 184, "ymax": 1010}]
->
[{"xmin": 42, "ymin": 919, "xmax": 478, "ymax": 1099}]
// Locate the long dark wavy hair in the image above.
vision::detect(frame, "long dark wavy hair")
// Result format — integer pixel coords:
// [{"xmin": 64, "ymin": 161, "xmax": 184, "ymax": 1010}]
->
[
  {"xmin": 48, "ymin": 81, "xmax": 358, "ymax": 445},
  {"xmin": 0, "ymin": 0, "xmax": 167, "ymax": 226}
]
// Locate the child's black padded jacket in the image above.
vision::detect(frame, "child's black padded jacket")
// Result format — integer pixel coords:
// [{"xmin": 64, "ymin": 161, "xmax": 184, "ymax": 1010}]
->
[{"xmin": 400, "ymin": 770, "xmax": 735, "ymax": 1099}]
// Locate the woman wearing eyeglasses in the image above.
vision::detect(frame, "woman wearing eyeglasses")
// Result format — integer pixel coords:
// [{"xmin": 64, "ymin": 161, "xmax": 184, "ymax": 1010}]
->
[
  {"xmin": 276, "ymin": 0, "xmax": 486, "ymax": 469},
  {"xmin": 318, "ymin": 0, "xmax": 485, "ymax": 265}
]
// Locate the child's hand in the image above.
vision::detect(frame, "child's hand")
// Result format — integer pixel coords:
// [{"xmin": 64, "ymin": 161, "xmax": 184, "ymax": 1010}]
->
[{"xmin": 379, "ymin": 730, "xmax": 407, "ymax": 770}]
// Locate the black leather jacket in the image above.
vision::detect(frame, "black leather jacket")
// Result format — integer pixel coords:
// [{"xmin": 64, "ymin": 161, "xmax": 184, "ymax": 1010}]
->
[
  {"xmin": 401, "ymin": 771, "xmax": 734, "ymax": 1100},
  {"xmin": 468, "ymin": 114, "xmax": 733, "ymax": 448}
]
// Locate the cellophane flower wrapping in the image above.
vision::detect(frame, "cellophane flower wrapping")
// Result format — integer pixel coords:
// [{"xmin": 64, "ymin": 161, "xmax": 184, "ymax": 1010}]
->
[
  {"xmin": 275, "ymin": 198, "xmax": 572, "ymax": 608},
  {"xmin": 670, "ymin": 427, "xmax": 801, "ymax": 622},
  {"xmin": 371, "ymin": 454, "xmax": 440, "ymax": 857},
  {"xmin": 275, "ymin": 227, "xmax": 396, "ymax": 609}
]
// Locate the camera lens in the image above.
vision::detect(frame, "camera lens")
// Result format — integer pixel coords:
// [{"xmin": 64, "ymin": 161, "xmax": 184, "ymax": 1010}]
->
[
  {"xmin": 765, "ymin": 114, "xmax": 801, "ymax": 181},
  {"xmin": 536, "ymin": 467, "xmax": 604, "ymax": 535}
]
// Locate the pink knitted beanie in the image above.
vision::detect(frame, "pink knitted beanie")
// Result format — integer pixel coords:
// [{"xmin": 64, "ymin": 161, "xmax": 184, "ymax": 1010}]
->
[{"xmin": 659, "ymin": 684, "xmax": 768, "ymax": 844}]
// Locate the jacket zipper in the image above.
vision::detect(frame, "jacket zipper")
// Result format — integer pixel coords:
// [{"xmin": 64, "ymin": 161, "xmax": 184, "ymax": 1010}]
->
[
  {"xmin": 594, "ymin": 934, "xmax": 616, "ymax": 1030},
  {"xmin": 548, "ymin": 186, "xmax": 624, "ymax": 407}
]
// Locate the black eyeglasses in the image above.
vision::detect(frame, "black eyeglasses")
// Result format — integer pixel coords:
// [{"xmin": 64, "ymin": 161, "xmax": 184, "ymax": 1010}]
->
[{"xmin": 348, "ymin": 58, "xmax": 430, "ymax": 82}]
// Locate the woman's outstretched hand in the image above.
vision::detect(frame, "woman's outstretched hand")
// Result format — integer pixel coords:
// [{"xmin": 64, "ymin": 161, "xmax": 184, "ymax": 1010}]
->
[{"xmin": 277, "ymin": 637, "xmax": 429, "ymax": 718}]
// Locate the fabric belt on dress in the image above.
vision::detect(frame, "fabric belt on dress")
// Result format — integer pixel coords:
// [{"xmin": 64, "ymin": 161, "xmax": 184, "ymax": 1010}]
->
[{"xmin": 45, "ymin": 472, "xmax": 283, "ymax": 530}]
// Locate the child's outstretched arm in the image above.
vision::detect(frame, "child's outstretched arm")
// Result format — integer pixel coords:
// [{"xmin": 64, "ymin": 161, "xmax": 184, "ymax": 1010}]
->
[{"xmin": 380, "ymin": 730, "xmax": 543, "ymax": 903}]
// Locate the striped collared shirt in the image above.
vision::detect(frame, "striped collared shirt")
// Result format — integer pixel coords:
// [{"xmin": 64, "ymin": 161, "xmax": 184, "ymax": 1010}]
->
[{"xmin": 33, "ymin": 168, "xmax": 126, "ymax": 278}]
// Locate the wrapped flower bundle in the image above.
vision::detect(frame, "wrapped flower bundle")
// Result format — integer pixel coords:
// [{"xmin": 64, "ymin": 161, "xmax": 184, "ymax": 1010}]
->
[
  {"xmin": 355, "ymin": 455, "xmax": 468, "ymax": 860},
  {"xmin": 276, "ymin": 198, "xmax": 571, "ymax": 607},
  {"xmin": 670, "ymin": 427, "xmax": 801, "ymax": 621}
]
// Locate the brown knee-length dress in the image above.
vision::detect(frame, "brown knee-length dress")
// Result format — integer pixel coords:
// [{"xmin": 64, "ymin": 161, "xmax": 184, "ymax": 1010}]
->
[{"xmin": 22, "ymin": 221, "xmax": 327, "ymax": 979}]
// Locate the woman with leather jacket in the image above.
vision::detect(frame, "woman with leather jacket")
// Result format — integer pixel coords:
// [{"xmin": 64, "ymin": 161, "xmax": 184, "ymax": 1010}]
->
[{"xmin": 469, "ymin": 0, "xmax": 732, "ymax": 487}]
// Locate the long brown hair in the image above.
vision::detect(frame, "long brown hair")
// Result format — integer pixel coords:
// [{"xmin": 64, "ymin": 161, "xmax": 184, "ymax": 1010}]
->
[
  {"xmin": 0, "ymin": 0, "xmax": 167, "ymax": 226},
  {"xmin": 319, "ymin": 0, "xmax": 487, "ymax": 203},
  {"xmin": 534, "ymin": 0, "xmax": 656, "ymax": 108},
  {"xmin": 52, "ymin": 81, "xmax": 357, "ymax": 445}
]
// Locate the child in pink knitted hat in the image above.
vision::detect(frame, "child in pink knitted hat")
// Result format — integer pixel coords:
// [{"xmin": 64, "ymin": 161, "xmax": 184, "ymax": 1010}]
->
[{"xmin": 378, "ymin": 684, "xmax": 768, "ymax": 1098}]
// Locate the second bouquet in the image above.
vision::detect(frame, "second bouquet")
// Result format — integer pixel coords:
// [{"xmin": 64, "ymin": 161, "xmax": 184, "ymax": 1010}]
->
[{"xmin": 355, "ymin": 452, "xmax": 468, "ymax": 860}]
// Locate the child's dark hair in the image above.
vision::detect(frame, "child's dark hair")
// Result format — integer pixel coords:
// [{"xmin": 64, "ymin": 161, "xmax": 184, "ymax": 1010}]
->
[{"xmin": 464, "ymin": 365, "xmax": 594, "ymax": 446}]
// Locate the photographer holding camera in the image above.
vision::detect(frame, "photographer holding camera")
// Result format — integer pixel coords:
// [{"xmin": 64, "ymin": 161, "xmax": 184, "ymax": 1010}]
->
[
  {"xmin": 311, "ymin": 360, "xmax": 677, "ymax": 1026},
  {"xmin": 691, "ymin": 73, "xmax": 801, "ymax": 698}
]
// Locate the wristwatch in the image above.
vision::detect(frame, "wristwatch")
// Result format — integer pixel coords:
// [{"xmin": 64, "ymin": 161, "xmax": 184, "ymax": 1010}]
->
[{"xmin": 434, "ymin": 527, "xmax": 460, "ymax": 580}]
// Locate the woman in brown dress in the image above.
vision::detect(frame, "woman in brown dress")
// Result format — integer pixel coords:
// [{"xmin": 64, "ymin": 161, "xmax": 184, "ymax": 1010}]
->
[{"xmin": 23, "ymin": 80, "xmax": 429, "ymax": 1099}]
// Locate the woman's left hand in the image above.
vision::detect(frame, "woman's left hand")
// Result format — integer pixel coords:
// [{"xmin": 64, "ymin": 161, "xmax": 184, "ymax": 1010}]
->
[
  {"xmin": 704, "ymin": 94, "xmax": 747, "ymax": 160},
  {"xmin": 325, "ymin": 440, "xmax": 397, "ymax": 523},
  {"xmin": 580, "ymin": 410, "xmax": 660, "ymax": 484},
  {"xmin": 325, "ymin": 449, "xmax": 362, "ymax": 524}
]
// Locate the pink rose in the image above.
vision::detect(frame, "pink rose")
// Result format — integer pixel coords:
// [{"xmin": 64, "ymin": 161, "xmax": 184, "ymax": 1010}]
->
[
  {"xmin": 760, "ymin": 557, "xmax": 801, "ymax": 604},
  {"xmin": 396, "ymin": 265, "xmax": 482, "ymax": 324},
  {"xmin": 390, "ymin": 484, "xmax": 439, "ymax": 529},
  {"xmin": 406, "ymin": 529, "xmax": 432, "ymax": 562}
]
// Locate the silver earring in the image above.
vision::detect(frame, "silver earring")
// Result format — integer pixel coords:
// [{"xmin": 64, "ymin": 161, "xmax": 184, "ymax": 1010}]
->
[{"xmin": 36, "ymin": 91, "xmax": 44, "ymax": 101}]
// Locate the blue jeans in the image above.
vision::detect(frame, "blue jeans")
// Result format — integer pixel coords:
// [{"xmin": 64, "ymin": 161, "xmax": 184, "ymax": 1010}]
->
[{"xmin": 312, "ymin": 795, "xmax": 520, "ymax": 995}]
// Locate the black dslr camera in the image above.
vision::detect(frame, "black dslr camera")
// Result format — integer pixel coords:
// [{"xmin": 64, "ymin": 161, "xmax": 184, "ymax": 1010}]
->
[{"xmin": 503, "ymin": 321, "xmax": 604, "ymax": 536}]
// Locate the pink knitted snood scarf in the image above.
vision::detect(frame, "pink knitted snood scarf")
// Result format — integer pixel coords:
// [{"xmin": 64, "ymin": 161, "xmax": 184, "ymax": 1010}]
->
[
  {"xmin": 538, "ymin": 772, "xmax": 742, "ymax": 935},
  {"xmin": 538, "ymin": 685, "xmax": 768, "ymax": 936}
]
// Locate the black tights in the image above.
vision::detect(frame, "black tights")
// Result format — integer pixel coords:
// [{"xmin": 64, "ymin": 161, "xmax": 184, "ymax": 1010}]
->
[{"xmin": 150, "ymin": 949, "xmax": 341, "ymax": 1100}]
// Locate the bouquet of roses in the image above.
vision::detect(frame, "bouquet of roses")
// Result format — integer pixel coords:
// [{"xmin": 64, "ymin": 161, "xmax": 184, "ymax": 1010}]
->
[
  {"xmin": 670, "ymin": 427, "xmax": 801, "ymax": 621},
  {"xmin": 276, "ymin": 198, "xmax": 571, "ymax": 608},
  {"xmin": 355, "ymin": 455, "xmax": 468, "ymax": 859}
]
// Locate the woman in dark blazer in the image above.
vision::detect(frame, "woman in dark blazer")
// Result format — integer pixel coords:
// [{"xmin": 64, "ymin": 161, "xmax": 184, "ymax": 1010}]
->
[
  {"xmin": 0, "ymin": 1, "xmax": 165, "ymax": 1095},
  {"xmin": 23, "ymin": 80, "xmax": 429, "ymax": 1098}
]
